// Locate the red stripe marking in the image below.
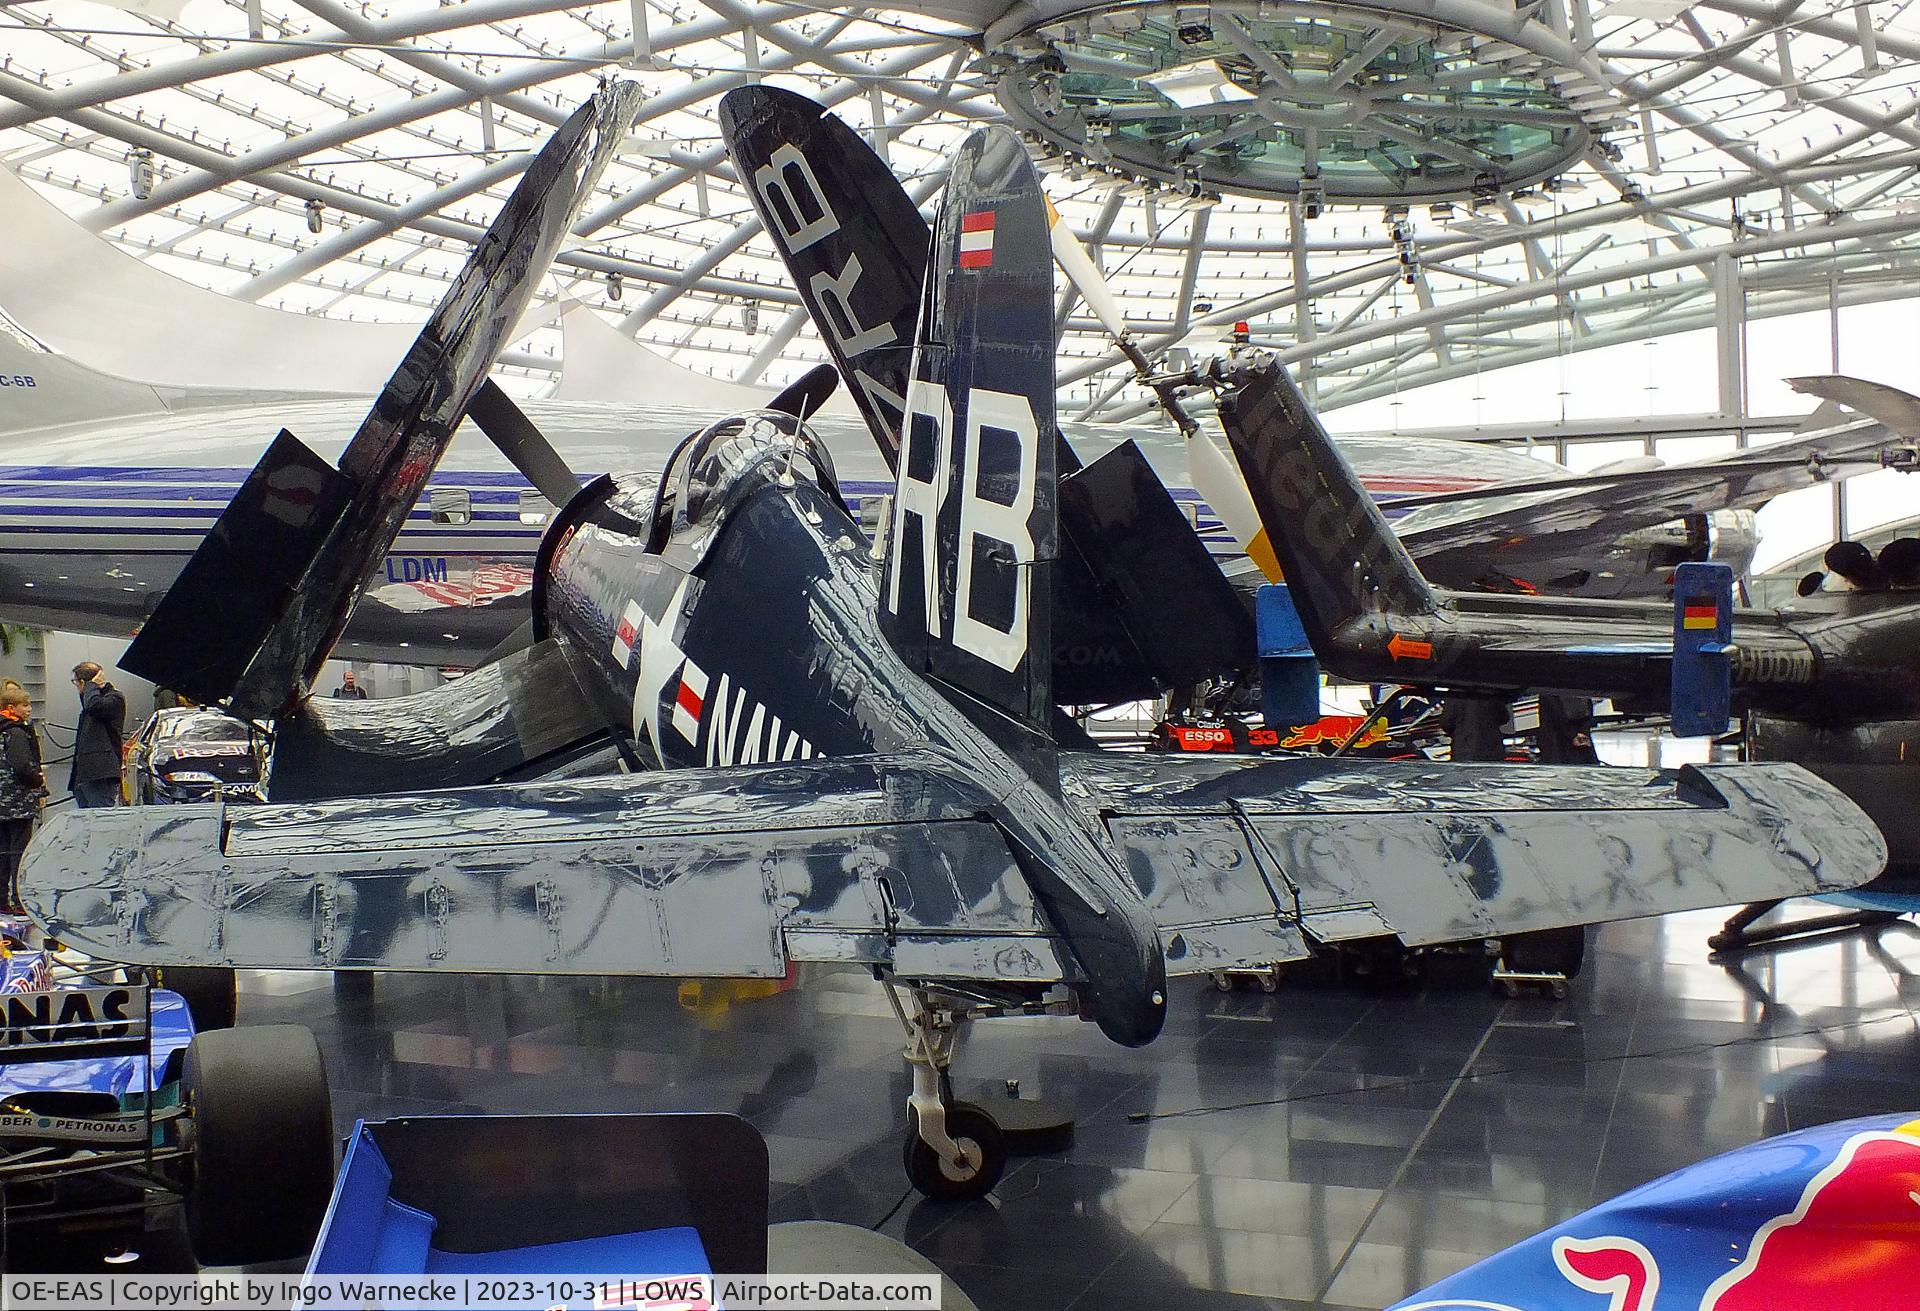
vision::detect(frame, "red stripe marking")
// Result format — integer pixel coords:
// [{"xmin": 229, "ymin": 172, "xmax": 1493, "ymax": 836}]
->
[
  {"xmin": 615, "ymin": 617, "xmax": 637, "ymax": 647},
  {"xmin": 958, "ymin": 248, "xmax": 993, "ymax": 268},
  {"xmin": 1683, "ymin": 604, "xmax": 1718, "ymax": 619},
  {"xmin": 961, "ymin": 210, "xmax": 995, "ymax": 231},
  {"xmin": 676, "ymin": 680, "xmax": 703, "ymax": 718}
]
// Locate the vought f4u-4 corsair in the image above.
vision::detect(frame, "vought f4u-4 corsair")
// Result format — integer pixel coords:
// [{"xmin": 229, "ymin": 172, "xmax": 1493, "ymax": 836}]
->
[{"xmin": 17, "ymin": 85, "xmax": 1885, "ymax": 1198}]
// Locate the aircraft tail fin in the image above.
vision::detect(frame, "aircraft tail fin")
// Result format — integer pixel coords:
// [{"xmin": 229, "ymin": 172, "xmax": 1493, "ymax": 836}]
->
[
  {"xmin": 881, "ymin": 127, "xmax": 1056, "ymax": 731},
  {"xmin": 122, "ymin": 83, "xmax": 643, "ymax": 718},
  {"xmin": 0, "ymin": 315, "xmax": 173, "ymax": 435},
  {"xmin": 1215, "ymin": 357, "xmax": 1439, "ymax": 644}
]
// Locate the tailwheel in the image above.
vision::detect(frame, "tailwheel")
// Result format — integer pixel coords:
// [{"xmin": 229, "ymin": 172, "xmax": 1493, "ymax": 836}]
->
[
  {"xmin": 887, "ymin": 982, "xmax": 1011, "ymax": 1202},
  {"xmin": 903, "ymin": 1101, "xmax": 1007, "ymax": 1202}
]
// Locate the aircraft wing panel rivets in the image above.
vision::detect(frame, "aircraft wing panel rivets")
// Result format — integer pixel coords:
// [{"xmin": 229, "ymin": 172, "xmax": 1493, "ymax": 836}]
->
[
  {"xmin": 424, "ymin": 879, "xmax": 452, "ymax": 962},
  {"xmin": 535, "ymin": 878, "xmax": 562, "ymax": 963},
  {"xmin": 310, "ymin": 881, "xmax": 339, "ymax": 965}
]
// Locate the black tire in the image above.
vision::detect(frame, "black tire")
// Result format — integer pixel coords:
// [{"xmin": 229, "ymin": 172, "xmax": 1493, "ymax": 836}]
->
[
  {"xmin": 152, "ymin": 966, "xmax": 238, "ymax": 1032},
  {"xmin": 183, "ymin": 1025, "xmax": 335, "ymax": 1267},
  {"xmin": 902, "ymin": 1102, "xmax": 1006, "ymax": 1202},
  {"xmin": 1504, "ymin": 926, "xmax": 1588, "ymax": 979}
]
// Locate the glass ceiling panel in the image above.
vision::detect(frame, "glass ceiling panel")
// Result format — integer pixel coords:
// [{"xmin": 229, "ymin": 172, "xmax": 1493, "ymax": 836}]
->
[{"xmin": 0, "ymin": 0, "xmax": 1917, "ymax": 415}]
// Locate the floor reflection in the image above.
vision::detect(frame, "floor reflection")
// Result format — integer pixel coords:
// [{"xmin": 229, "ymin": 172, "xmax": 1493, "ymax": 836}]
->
[{"xmin": 24, "ymin": 905, "xmax": 1918, "ymax": 1308}]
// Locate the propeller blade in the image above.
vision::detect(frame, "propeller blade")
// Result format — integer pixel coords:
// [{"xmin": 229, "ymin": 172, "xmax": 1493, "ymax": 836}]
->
[
  {"xmin": 1191, "ymin": 425, "xmax": 1281, "ymax": 582},
  {"xmin": 468, "ymin": 379, "xmax": 581, "ymax": 509},
  {"xmin": 1045, "ymin": 196, "xmax": 1129, "ymax": 341},
  {"xmin": 768, "ymin": 363, "xmax": 840, "ymax": 421},
  {"xmin": 1040, "ymin": 178, "xmax": 1275, "ymax": 578}
]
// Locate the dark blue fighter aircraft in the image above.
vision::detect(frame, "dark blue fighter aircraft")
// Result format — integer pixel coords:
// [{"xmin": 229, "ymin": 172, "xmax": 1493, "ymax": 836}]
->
[{"xmin": 16, "ymin": 84, "xmax": 1886, "ymax": 1198}]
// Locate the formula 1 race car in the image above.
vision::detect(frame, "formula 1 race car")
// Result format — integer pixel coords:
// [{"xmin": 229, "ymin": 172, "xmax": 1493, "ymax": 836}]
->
[{"xmin": 0, "ymin": 917, "xmax": 333, "ymax": 1268}]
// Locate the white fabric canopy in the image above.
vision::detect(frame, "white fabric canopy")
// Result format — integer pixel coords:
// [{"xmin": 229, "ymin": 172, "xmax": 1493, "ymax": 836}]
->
[
  {"xmin": 553, "ymin": 301, "xmax": 851, "ymax": 414},
  {"xmin": 2, "ymin": 165, "xmax": 441, "ymax": 393}
]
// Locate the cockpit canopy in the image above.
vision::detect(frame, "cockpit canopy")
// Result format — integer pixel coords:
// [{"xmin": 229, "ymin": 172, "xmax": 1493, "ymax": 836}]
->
[{"xmin": 647, "ymin": 408, "xmax": 840, "ymax": 549}]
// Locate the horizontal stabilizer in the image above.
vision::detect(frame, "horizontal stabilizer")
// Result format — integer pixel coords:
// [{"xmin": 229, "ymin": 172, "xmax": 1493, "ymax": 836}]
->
[
  {"xmin": 267, "ymin": 638, "xmax": 612, "ymax": 802},
  {"xmin": 21, "ymin": 754, "xmax": 1071, "ymax": 982},
  {"xmin": 1080, "ymin": 752, "xmax": 1885, "ymax": 963}
]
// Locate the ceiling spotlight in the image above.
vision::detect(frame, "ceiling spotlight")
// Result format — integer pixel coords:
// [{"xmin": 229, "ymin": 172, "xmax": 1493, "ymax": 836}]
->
[
  {"xmin": 1428, "ymin": 201, "xmax": 1455, "ymax": 220},
  {"xmin": 1083, "ymin": 124, "xmax": 1112, "ymax": 164},
  {"xmin": 128, "ymin": 148, "xmax": 154, "ymax": 202},
  {"xmin": 607, "ymin": 271, "xmax": 624, "ymax": 302},
  {"xmin": 742, "ymin": 303, "xmax": 759, "ymax": 334},
  {"xmin": 305, "ymin": 198, "xmax": 325, "ymax": 234}
]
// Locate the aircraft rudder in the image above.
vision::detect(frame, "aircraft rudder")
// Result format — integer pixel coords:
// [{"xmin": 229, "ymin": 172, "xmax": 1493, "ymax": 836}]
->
[
  {"xmin": 882, "ymin": 126, "xmax": 1057, "ymax": 731},
  {"xmin": 1215, "ymin": 356, "xmax": 1437, "ymax": 641}
]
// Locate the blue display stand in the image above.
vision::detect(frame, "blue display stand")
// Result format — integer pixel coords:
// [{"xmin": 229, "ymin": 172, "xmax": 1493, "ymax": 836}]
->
[{"xmin": 1257, "ymin": 584, "xmax": 1320, "ymax": 727}]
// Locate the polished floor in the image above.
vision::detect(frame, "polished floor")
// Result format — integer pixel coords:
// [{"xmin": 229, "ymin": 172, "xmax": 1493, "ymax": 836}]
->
[{"xmin": 45, "ymin": 906, "xmax": 1920, "ymax": 1306}]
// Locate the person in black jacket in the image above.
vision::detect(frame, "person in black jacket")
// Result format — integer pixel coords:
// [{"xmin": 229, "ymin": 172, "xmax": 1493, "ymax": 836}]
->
[
  {"xmin": 68, "ymin": 662, "xmax": 126, "ymax": 809},
  {"xmin": 0, "ymin": 685, "xmax": 45, "ymax": 912}
]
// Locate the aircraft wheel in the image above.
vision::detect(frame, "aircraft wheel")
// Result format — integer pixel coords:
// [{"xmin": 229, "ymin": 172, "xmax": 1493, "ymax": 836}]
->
[
  {"xmin": 184, "ymin": 1025, "xmax": 334, "ymax": 1266},
  {"xmin": 150, "ymin": 966, "xmax": 237, "ymax": 1032},
  {"xmin": 903, "ymin": 1102, "xmax": 1006, "ymax": 1202}
]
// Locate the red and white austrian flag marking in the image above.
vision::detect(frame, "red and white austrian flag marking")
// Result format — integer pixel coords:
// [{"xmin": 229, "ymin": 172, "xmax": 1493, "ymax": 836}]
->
[
  {"xmin": 612, "ymin": 599, "xmax": 644, "ymax": 669},
  {"xmin": 959, "ymin": 210, "xmax": 995, "ymax": 269},
  {"xmin": 671, "ymin": 660, "xmax": 709, "ymax": 743}
]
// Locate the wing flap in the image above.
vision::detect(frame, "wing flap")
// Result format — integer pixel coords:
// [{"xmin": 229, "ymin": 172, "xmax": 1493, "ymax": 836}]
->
[{"xmin": 20, "ymin": 756, "xmax": 1069, "ymax": 982}]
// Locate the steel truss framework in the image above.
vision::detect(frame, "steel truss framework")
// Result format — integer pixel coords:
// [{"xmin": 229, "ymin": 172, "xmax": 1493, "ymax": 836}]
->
[{"xmin": 3, "ymin": 0, "xmax": 1920, "ymax": 428}]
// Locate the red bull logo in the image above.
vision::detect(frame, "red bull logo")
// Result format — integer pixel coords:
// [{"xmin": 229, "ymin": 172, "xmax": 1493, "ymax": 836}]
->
[
  {"xmin": 1702, "ymin": 1127, "xmax": 1920, "ymax": 1310},
  {"xmin": 1281, "ymin": 715, "xmax": 1385, "ymax": 751},
  {"xmin": 1400, "ymin": 1123, "xmax": 1920, "ymax": 1311}
]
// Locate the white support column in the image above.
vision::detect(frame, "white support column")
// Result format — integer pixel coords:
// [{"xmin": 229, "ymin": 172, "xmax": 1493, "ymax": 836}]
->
[
  {"xmin": 629, "ymin": 0, "xmax": 653, "ymax": 65},
  {"xmin": 1857, "ymin": 0, "xmax": 1881, "ymax": 75},
  {"xmin": 1713, "ymin": 251, "xmax": 1746, "ymax": 422}
]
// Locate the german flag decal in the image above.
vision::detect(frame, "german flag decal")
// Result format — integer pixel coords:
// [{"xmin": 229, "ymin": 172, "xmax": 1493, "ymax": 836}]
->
[
  {"xmin": 958, "ymin": 210, "xmax": 994, "ymax": 268},
  {"xmin": 1681, "ymin": 598, "xmax": 1719, "ymax": 630}
]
